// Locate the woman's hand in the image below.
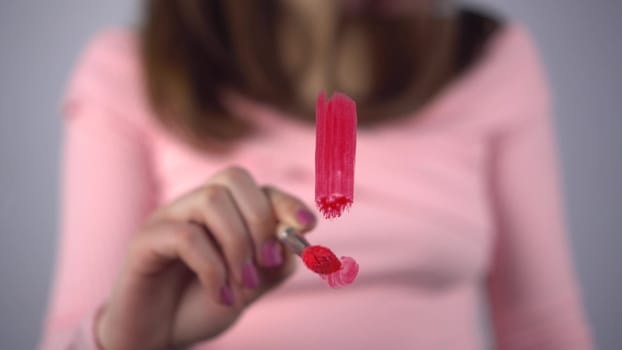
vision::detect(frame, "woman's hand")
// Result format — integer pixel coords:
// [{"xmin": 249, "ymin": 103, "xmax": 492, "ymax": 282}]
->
[{"xmin": 96, "ymin": 166, "xmax": 317, "ymax": 350}]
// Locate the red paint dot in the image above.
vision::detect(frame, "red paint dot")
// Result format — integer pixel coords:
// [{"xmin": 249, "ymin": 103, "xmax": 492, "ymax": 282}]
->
[{"xmin": 302, "ymin": 245, "xmax": 342, "ymax": 274}]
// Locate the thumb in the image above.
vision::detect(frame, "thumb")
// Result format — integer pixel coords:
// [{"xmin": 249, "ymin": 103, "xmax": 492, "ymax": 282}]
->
[{"xmin": 262, "ymin": 186, "xmax": 317, "ymax": 234}]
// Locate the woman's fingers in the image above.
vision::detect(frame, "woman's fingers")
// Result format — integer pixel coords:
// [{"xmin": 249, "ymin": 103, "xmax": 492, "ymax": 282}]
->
[
  {"xmin": 146, "ymin": 167, "xmax": 317, "ymax": 300},
  {"xmin": 130, "ymin": 221, "xmax": 229, "ymax": 306},
  {"xmin": 197, "ymin": 185, "xmax": 257, "ymax": 289},
  {"xmin": 158, "ymin": 184, "xmax": 256, "ymax": 290},
  {"xmin": 210, "ymin": 167, "xmax": 280, "ymax": 268},
  {"xmin": 263, "ymin": 185, "xmax": 317, "ymax": 233}
]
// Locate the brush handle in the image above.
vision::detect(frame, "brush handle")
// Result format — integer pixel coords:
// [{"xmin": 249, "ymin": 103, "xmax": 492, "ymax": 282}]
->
[{"xmin": 276, "ymin": 224, "xmax": 310, "ymax": 256}]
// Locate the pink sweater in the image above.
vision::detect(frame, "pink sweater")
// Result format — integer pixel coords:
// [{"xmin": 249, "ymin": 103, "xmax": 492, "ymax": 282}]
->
[{"xmin": 40, "ymin": 24, "xmax": 592, "ymax": 349}]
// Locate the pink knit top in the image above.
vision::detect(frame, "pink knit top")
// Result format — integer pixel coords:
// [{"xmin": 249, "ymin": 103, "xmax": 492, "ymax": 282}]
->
[{"xmin": 40, "ymin": 24, "xmax": 592, "ymax": 349}]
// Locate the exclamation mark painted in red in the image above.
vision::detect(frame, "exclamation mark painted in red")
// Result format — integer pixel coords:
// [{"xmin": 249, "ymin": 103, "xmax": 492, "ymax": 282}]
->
[{"xmin": 315, "ymin": 91, "xmax": 357, "ymax": 219}]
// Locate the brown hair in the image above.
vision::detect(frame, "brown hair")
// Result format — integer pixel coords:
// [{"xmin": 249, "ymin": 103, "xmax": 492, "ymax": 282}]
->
[{"xmin": 140, "ymin": 1, "xmax": 497, "ymax": 149}]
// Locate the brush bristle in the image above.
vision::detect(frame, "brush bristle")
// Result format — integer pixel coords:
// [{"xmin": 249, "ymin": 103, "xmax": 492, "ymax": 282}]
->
[{"xmin": 301, "ymin": 245, "xmax": 342, "ymax": 274}]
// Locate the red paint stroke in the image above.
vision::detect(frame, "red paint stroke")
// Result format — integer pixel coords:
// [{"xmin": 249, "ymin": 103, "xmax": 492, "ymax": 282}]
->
[
  {"xmin": 301, "ymin": 245, "xmax": 342, "ymax": 274},
  {"xmin": 320, "ymin": 256, "xmax": 359, "ymax": 288},
  {"xmin": 315, "ymin": 91, "xmax": 357, "ymax": 219}
]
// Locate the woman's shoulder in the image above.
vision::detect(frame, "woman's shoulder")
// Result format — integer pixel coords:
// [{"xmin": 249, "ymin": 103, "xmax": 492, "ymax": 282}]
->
[
  {"xmin": 67, "ymin": 27, "xmax": 142, "ymax": 90},
  {"xmin": 455, "ymin": 6, "xmax": 543, "ymax": 78},
  {"xmin": 82, "ymin": 27, "xmax": 140, "ymax": 59},
  {"xmin": 478, "ymin": 19, "xmax": 551, "ymax": 120},
  {"xmin": 63, "ymin": 27, "xmax": 151, "ymax": 129},
  {"xmin": 417, "ymin": 10, "xmax": 551, "ymax": 132},
  {"xmin": 454, "ymin": 6, "xmax": 504, "ymax": 75}
]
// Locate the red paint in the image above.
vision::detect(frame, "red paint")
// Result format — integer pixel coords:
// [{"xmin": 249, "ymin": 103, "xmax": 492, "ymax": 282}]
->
[
  {"xmin": 315, "ymin": 91, "xmax": 357, "ymax": 219},
  {"xmin": 301, "ymin": 245, "xmax": 342, "ymax": 274},
  {"xmin": 320, "ymin": 256, "xmax": 359, "ymax": 288},
  {"xmin": 310, "ymin": 91, "xmax": 359, "ymax": 288}
]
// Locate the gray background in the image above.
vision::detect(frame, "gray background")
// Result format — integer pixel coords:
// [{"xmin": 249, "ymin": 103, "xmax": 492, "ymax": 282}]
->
[{"xmin": 0, "ymin": 1, "xmax": 619, "ymax": 349}]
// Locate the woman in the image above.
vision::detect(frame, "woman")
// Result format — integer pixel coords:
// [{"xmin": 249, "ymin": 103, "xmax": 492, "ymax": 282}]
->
[{"xmin": 40, "ymin": 1, "xmax": 592, "ymax": 349}]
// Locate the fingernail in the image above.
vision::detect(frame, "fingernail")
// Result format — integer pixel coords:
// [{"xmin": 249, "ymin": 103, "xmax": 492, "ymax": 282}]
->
[
  {"xmin": 242, "ymin": 261, "xmax": 260, "ymax": 289},
  {"xmin": 262, "ymin": 241, "xmax": 283, "ymax": 267},
  {"xmin": 219, "ymin": 285, "xmax": 234, "ymax": 306},
  {"xmin": 296, "ymin": 209, "xmax": 316, "ymax": 227}
]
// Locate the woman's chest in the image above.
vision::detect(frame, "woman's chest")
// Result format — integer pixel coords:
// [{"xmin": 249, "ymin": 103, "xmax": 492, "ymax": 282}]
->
[{"xmin": 151, "ymin": 124, "xmax": 495, "ymax": 291}]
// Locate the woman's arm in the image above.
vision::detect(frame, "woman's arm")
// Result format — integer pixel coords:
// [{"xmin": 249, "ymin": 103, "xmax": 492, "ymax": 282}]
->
[
  {"xmin": 39, "ymin": 32, "xmax": 158, "ymax": 349},
  {"xmin": 485, "ymin": 29, "xmax": 593, "ymax": 350},
  {"xmin": 39, "ymin": 31, "xmax": 314, "ymax": 350}
]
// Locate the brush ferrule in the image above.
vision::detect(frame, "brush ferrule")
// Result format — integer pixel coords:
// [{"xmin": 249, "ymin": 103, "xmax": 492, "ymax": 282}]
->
[{"xmin": 276, "ymin": 225, "xmax": 310, "ymax": 256}]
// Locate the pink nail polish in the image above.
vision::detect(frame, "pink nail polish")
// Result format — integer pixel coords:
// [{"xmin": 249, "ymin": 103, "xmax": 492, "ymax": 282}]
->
[
  {"xmin": 242, "ymin": 262, "xmax": 260, "ymax": 289},
  {"xmin": 262, "ymin": 241, "xmax": 283, "ymax": 267},
  {"xmin": 219, "ymin": 285, "xmax": 234, "ymax": 306},
  {"xmin": 296, "ymin": 209, "xmax": 316, "ymax": 227}
]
